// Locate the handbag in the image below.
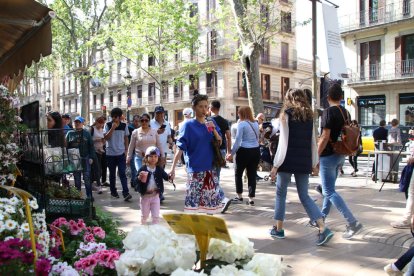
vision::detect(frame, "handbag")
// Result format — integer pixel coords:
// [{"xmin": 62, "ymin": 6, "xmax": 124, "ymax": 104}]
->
[{"xmin": 212, "ymin": 136, "xmax": 226, "ymax": 168}]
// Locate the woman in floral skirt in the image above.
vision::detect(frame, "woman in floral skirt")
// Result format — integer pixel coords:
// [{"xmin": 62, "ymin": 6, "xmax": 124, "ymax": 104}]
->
[{"xmin": 169, "ymin": 94, "xmax": 231, "ymax": 214}]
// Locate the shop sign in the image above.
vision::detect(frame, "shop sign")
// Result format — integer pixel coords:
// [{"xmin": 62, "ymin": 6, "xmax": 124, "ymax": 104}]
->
[{"xmin": 357, "ymin": 97, "xmax": 385, "ymax": 107}]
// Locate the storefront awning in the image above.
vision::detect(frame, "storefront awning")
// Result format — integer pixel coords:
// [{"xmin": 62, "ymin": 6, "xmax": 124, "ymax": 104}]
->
[{"xmin": 0, "ymin": 0, "xmax": 53, "ymax": 83}]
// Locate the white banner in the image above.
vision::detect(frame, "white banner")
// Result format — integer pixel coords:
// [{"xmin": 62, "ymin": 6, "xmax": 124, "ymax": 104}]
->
[{"xmin": 322, "ymin": 4, "xmax": 348, "ymax": 79}]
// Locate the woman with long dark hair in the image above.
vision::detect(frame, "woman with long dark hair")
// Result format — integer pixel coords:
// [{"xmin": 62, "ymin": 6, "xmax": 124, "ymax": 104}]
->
[
  {"xmin": 46, "ymin": 111, "xmax": 64, "ymax": 147},
  {"xmin": 269, "ymin": 88, "xmax": 333, "ymax": 246}
]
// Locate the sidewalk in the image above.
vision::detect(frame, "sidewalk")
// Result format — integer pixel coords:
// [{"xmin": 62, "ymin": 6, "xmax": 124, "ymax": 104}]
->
[{"xmin": 93, "ymin": 161, "xmax": 412, "ymax": 275}]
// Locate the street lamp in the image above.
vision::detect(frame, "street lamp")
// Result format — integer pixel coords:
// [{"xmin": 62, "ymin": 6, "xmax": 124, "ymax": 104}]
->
[
  {"xmin": 124, "ymin": 71, "xmax": 132, "ymax": 122},
  {"xmin": 45, "ymin": 97, "xmax": 51, "ymax": 112}
]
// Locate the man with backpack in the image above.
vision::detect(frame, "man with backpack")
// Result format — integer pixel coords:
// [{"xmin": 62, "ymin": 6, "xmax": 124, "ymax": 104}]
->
[{"xmin": 317, "ymin": 83, "xmax": 362, "ymax": 239}]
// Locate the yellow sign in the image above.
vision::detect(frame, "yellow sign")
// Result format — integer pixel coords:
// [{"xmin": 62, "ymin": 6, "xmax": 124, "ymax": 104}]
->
[
  {"xmin": 163, "ymin": 213, "xmax": 232, "ymax": 268},
  {"xmin": 347, "ymin": 98, "xmax": 352, "ymax": 106}
]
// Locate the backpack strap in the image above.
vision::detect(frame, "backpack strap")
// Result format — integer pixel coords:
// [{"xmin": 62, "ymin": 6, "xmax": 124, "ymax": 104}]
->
[{"xmin": 336, "ymin": 106, "xmax": 350, "ymax": 125}]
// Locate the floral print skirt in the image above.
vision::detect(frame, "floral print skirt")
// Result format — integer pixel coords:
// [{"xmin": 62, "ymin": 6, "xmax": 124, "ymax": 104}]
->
[{"xmin": 184, "ymin": 170, "xmax": 224, "ymax": 214}]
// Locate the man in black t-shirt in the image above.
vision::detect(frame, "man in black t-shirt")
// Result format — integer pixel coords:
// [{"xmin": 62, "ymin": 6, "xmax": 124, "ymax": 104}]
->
[
  {"xmin": 318, "ymin": 84, "xmax": 362, "ymax": 240},
  {"xmin": 209, "ymin": 100, "xmax": 231, "ymax": 180}
]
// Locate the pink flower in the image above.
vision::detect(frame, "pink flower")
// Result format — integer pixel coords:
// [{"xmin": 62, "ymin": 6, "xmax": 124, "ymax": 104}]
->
[
  {"xmin": 92, "ymin": 227, "xmax": 105, "ymax": 239},
  {"xmin": 70, "ymin": 224, "xmax": 81, "ymax": 236},
  {"xmin": 77, "ymin": 219, "xmax": 86, "ymax": 230},
  {"xmin": 51, "ymin": 217, "xmax": 68, "ymax": 228},
  {"xmin": 83, "ymin": 233, "xmax": 95, "ymax": 243}
]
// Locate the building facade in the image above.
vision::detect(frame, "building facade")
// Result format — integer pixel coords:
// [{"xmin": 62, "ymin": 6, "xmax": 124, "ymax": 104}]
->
[
  {"xmin": 339, "ymin": 0, "xmax": 414, "ymax": 127},
  {"xmin": 55, "ymin": 0, "xmax": 311, "ymax": 127}
]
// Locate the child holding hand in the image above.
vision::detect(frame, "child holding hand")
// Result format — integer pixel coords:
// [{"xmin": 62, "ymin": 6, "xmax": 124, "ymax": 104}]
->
[{"xmin": 137, "ymin": 146, "xmax": 170, "ymax": 224}]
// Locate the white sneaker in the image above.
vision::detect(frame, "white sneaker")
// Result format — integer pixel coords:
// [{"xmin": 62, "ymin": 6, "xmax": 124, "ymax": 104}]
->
[
  {"xmin": 384, "ymin": 263, "xmax": 403, "ymax": 276},
  {"xmin": 221, "ymin": 198, "xmax": 231, "ymax": 214},
  {"xmin": 91, "ymin": 183, "xmax": 99, "ymax": 192},
  {"xmin": 390, "ymin": 221, "xmax": 411, "ymax": 229}
]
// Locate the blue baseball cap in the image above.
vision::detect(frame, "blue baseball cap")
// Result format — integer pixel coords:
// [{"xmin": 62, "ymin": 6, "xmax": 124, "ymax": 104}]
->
[{"xmin": 74, "ymin": 116, "xmax": 85, "ymax": 123}]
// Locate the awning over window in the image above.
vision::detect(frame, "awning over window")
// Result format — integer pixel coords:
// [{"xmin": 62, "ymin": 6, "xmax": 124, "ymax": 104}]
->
[{"xmin": 0, "ymin": 0, "xmax": 53, "ymax": 81}]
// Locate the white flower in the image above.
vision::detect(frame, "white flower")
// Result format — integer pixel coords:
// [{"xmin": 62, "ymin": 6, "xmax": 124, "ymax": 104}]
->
[
  {"xmin": 8, "ymin": 197, "xmax": 19, "ymax": 205},
  {"xmin": 243, "ymin": 253, "xmax": 286, "ymax": 276},
  {"xmin": 208, "ymin": 234, "xmax": 254, "ymax": 263},
  {"xmin": 20, "ymin": 222, "xmax": 30, "ymax": 232},
  {"xmin": 4, "ymin": 219, "xmax": 17, "ymax": 230},
  {"xmin": 153, "ymin": 234, "xmax": 197, "ymax": 275},
  {"xmin": 4, "ymin": 206, "xmax": 15, "ymax": 214},
  {"xmin": 171, "ymin": 268, "xmax": 207, "ymax": 276},
  {"xmin": 51, "ymin": 261, "xmax": 79, "ymax": 276},
  {"xmin": 115, "ymin": 250, "xmax": 155, "ymax": 276},
  {"xmin": 29, "ymin": 199, "xmax": 38, "ymax": 210},
  {"xmin": 4, "ymin": 236, "xmax": 15, "ymax": 241},
  {"xmin": 0, "ymin": 221, "xmax": 5, "ymax": 232},
  {"xmin": 0, "ymin": 213, "xmax": 4, "ymax": 221}
]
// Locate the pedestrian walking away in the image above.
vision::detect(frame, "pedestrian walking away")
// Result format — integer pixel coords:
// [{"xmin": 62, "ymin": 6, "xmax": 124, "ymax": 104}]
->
[
  {"xmin": 127, "ymin": 114, "xmax": 141, "ymax": 189},
  {"xmin": 104, "ymin": 108, "xmax": 132, "ymax": 201},
  {"xmin": 226, "ymin": 106, "xmax": 260, "ymax": 206},
  {"xmin": 169, "ymin": 94, "xmax": 231, "ymax": 214},
  {"xmin": 348, "ymin": 120, "xmax": 363, "ymax": 177},
  {"xmin": 318, "ymin": 83, "xmax": 362, "ymax": 239},
  {"xmin": 269, "ymin": 88, "xmax": 333, "ymax": 246},
  {"xmin": 136, "ymin": 146, "xmax": 169, "ymax": 224},
  {"xmin": 209, "ymin": 100, "xmax": 231, "ymax": 181}
]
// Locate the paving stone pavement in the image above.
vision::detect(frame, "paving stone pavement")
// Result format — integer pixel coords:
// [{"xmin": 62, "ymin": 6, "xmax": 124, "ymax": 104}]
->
[{"xmin": 93, "ymin": 159, "xmax": 412, "ymax": 275}]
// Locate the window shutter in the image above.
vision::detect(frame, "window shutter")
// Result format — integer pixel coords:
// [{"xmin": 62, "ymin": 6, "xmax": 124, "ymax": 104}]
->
[
  {"xmin": 207, "ymin": 31, "xmax": 211, "ymax": 58},
  {"xmin": 395, "ymin": 36, "xmax": 402, "ymax": 77}
]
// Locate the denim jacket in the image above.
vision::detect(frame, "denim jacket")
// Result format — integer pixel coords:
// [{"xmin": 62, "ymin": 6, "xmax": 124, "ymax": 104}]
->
[{"xmin": 136, "ymin": 165, "xmax": 169, "ymax": 195}]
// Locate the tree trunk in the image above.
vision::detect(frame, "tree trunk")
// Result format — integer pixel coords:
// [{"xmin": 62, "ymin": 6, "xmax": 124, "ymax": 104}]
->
[
  {"xmin": 241, "ymin": 43, "xmax": 264, "ymax": 116},
  {"xmin": 81, "ymin": 78, "xmax": 89, "ymax": 123}
]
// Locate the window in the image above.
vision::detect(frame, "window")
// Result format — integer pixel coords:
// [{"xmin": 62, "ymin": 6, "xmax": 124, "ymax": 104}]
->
[
  {"xmin": 359, "ymin": 0, "xmax": 366, "ymax": 26},
  {"xmin": 260, "ymin": 4, "xmax": 269, "ymax": 26},
  {"xmin": 281, "ymin": 42, "xmax": 289, "ymax": 68},
  {"xmin": 109, "ymin": 91, "xmax": 113, "ymax": 103},
  {"xmin": 237, "ymin": 72, "xmax": 247, "ymax": 97},
  {"xmin": 63, "ymin": 101, "xmax": 66, "ymax": 112},
  {"xmin": 357, "ymin": 95, "xmax": 386, "ymax": 125},
  {"xmin": 360, "ymin": 40, "xmax": 381, "ymax": 80},
  {"xmin": 206, "ymin": 0, "xmax": 216, "ymax": 20},
  {"xmin": 117, "ymin": 90, "xmax": 122, "ymax": 105},
  {"xmin": 402, "ymin": 34, "xmax": 414, "ymax": 75},
  {"xmin": 261, "ymin": 74, "xmax": 271, "ymax": 100},
  {"xmin": 75, "ymin": 99, "xmax": 77, "ymax": 112},
  {"xmin": 62, "ymin": 80, "xmax": 66, "ymax": 95},
  {"xmin": 206, "ymin": 71, "xmax": 217, "ymax": 96},
  {"xmin": 174, "ymin": 80, "xmax": 183, "ymax": 100},
  {"xmin": 369, "ymin": 0, "xmax": 378, "ymax": 23},
  {"xmin": 127, "ymin": 59, "xmax": 131, "ymax": 74},
  {"xmin": 281, "ymin": 77, "xmax": 290, "ymax": 100},
  {"xmin": 400, "ymin": 93, "xmax": 414, "ymax": 126},
  {"xmin": 100, "ymin": 93, "xmax": 104, "ymax": 106},
  {"xmin": 109, "ymin": 64, "xmax": 113, "ymax": 84},
  {"xmin": 117, "ymin": 62, "xmax": 122, "ymax": 82},
  {"xmin": 161, "ymin": 81, "xmax": 169, "ymax": 100},
  {"xmin": 281, "ymin": 11, "xmax": 292, "ymax": 33},
  {"xmin": 69, "ymin": 100, "xmax": 71, "ymax": 112},
  {"xmin": 137, "ymin": 85, "xmax": 143, "ymax": 99},
  {"xmin": 93, "ymin": 94, "xmax": 97, "ymax": 106},
  {"xmin": 148, "ymin": 56, "xmax": 155, "ymax": 67},
  {"xmin": 207, "ymin": 30, "xmax": 217, "ymax": 58},
  {"xmin": 189, "ymin": 75, "xmax": 199, "ymax": 95},
  {"xmin": 403, "ymin": 0, "xmax": 411, "ymax": 16},
  {"xmin": 190, "ymin": 3, "xmax": 198, "ymax": 17},
  {"xmin": 261, "ymin": 40, "xmax": 270, "ymax": 65},
  {"xmin": 148, "ymin": 83, "xmax": 155, "ymax": 102}
]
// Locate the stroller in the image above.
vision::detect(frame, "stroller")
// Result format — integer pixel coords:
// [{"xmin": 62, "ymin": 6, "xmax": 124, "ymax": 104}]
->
[{"xmin": 259, "ymin": 122, "xmax": 279, "ymax": 181}]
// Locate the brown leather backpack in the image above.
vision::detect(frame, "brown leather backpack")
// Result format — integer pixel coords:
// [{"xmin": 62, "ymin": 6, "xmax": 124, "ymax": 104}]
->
[{"xmin": 331, "ymin": 106, "xmax": 360, "ymax": 155}]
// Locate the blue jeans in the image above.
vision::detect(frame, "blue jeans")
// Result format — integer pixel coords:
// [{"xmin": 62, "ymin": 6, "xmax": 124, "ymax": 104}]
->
[
  {"xmin": 320, "ymin": 154, "xmax": 357, "ymax": 225},
  {"xmin": 130, "ymin": 152, "xmax": 138, "ymax": 186},
  {"xmin": 274, "ymin": 172, "xmax": 323, "ymax": 222},
  {"xmin": 106, "ymin": 154, "xmax": 129, "ymax": 197},
  {"xmin": 74, "ymin": 156, "xmax": 92, "ymax": 198},
  {"xmin": 134, "ymin": 154, "xmax": 143, "ymax": 172}
]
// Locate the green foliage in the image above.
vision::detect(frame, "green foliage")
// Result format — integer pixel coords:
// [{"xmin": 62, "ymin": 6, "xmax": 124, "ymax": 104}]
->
[
  {"xmin": 88, "ymin": 207, "xmax": 126, "ymax": 251},
  {"xmin": 110, "ymin": 0, "xmax": 201, "ymax": 91}
]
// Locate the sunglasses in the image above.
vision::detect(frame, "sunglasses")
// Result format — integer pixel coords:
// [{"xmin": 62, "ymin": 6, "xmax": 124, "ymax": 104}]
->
[{"xmin": 140, "ymin": 119, "xmax": 149, "ymax": 122}]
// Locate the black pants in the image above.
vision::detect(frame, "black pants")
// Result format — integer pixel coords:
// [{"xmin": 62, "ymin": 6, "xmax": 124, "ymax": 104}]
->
[
  {"xmin": 91, "ymin": 152, "xmax": 103, "ymax": 185},
  {"xmin": 235, "ymin": 147, "xmax": 260, "ymax": 198},
  {"xmin": 395, "ymin": 246, "xmax": 414, "ymax": 271},
  {"xmin": 101, "ymin": 151, "xmax": 107, "ymax": 183},
  {"xmin": 349, "ymin": 151, "xmax": 361, "ymax": 171}
]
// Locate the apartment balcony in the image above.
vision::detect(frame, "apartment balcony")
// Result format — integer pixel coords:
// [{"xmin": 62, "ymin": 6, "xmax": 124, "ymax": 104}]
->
[
  {"xmin": 260, "ymin": 54, "xmax": 297, "ymax": 70},
  {"xmin": 147, "ymin": 95, "xmax": 155, "ymax": 105},
  {"xmin": 340, "ymin": 0, "xmax": 414, "ymax": 33},
  {"xmin": 136, "ymin": 98, "xmax": 143, "ymax": 106},
  {"xmin": 233, "ymin": 88, "xmax": 279, "ymax": 102},
  {"xmin": 348, "ymin": 59, "xmax": 414, "ymax": 85},
  {"xmin": 206, "ymin": 87, "xmax": 217, "ymax": 97},
  {"xmin": 173, "ymin": 91, "xmax": 183, "ymax": 101},
  {"xmin": 233, "ymin": 89, "xmax": 248, "ymax": 99}
]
